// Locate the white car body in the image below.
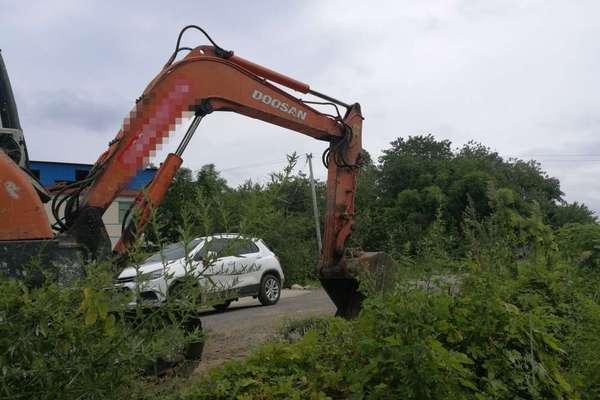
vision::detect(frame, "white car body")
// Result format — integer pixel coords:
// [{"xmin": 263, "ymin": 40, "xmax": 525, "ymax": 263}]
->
[{"xmin": 114, "ymin": 234, "xmax": 284, "ymax": 307}]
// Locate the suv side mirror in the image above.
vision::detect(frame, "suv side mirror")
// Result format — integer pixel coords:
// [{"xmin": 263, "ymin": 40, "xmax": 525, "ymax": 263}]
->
[
  {"xmin": 206, "ymin": 250, "xmax": 218, "ymax": 259},
  {"xmin": 195, "ymin": 250, "xmax": 218, "ymax": 262}
]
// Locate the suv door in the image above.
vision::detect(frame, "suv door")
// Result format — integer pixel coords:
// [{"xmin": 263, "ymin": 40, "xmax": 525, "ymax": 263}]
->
[
  {"xmin": 193, "ymin": 237, "xmax": 261, "ymax": 295},
  {"xmin": 193, "ymin": 238, "xmax": 232, "ymax": 292},
  {"xmin": 226, "ymin": 239, "xmax": 261, "ymax": 290}
]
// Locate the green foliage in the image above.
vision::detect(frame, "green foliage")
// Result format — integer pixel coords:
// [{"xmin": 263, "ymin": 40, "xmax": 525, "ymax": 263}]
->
[
  {"xmin": 6, "ymin": 131, "xmax": 600, "ymax": 399},
  {"xmin": 447, "ymin": 170, "xmax": 493, "ymax": 223},
  {"xmin": 0, "ymin": 262, "xmax": 203, "ymax": 399},
  {"xmin": 149, "ymin": 135, "xmax": 596, "ymax": 284},
  {"xmin": 236, "ymin": 154, "xmax": 321, "ymax": 285},
  {"xmin": 378, "ymin": 135, "xmax": 453, "ymax": 199},
  {"xmin": 182, "ymin": 201, "xmax": 600, "ymax": 399},
  {"xmin": 184, "ymin": 261, "xmax": 600, "ymax": 399},
  {"xmin": 278, "ymin": 316, "xmax": 333, "ymax": 342},
  {"xmin": 548, "ymin": 202, "xmax": 597, "ymax": 228},
  {"xmin": 356, "ymin": 136, "xmax": 570, "ymax": 255},
  {"xmin": 0, "ymin": 209, "xmax": 224, "ymax": 399},
  {"xmin": 148, "ymin": 165, "xmax": 231, "ymax": 243},
  {"xmin": 142, "ymin": 135, "xmax": 599, "ymax": 397},
  {"xmin": 463, "ymin": 186, "xmax": 558, "ymax": 274},
  {"xmin": 556, "ymin": 223, "xmax": 600, "ymax": 269},
  {"xmin": 4, "ymin": 134, "xmax": 600, "ymax": 398}
]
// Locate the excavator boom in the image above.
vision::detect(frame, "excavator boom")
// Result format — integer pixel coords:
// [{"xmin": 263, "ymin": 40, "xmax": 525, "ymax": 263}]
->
[{"xmin": 0, "ymin": 27, "xmax": 389, "ymax": 318}]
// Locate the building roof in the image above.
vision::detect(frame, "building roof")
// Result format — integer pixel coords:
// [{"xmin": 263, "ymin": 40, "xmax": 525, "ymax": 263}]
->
[{"xmin": 29, "ymin": 160, "xmax": 157, "ymax": 192}]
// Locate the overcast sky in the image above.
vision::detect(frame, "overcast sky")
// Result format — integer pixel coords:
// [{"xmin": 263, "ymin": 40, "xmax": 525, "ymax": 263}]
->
[{"xmin": 2, "ymin": 1, "xmax": 599, "ymax": 212}]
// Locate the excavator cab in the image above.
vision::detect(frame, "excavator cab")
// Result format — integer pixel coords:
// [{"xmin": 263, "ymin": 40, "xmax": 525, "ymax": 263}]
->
[
  {"xmin": 0, "ymin": 50, "xmax": 49, "ymax": 200},
  {"xmin": 0, "ymin": 50, "xmax": 24, "ymax": 163}
]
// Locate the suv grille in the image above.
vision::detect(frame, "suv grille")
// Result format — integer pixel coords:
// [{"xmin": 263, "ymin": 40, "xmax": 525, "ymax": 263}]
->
[{"xmin": 114, "ymin": 276, "xmax": 135, "ymax": 284}]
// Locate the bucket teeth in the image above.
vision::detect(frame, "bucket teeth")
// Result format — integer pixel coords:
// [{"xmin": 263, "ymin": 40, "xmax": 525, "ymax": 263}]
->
[{"xmin": 320, "ymin": 278, "xmax": 363, "ymax": 319}]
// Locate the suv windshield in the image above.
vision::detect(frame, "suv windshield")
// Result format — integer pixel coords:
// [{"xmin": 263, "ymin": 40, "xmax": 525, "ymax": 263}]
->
[{"xmin": 145, "ymin": 239, "xmax": 203, "ymax": 263}]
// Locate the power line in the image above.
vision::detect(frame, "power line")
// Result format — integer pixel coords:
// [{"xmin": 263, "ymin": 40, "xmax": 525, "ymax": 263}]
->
[
  {"xmin": 521, "ymin": 159, "xmax": 600, "ymax": 163},
  {"xmin": 217, "ymin": 159, "xmax": 289, "ymax": 173},
  {"xmin": 507, "ymin": 154, "xmax": 600, "ymax": 160},
  {"xmin": 514, "ymin": 154, "xmax": 600, "ymax": 157}
]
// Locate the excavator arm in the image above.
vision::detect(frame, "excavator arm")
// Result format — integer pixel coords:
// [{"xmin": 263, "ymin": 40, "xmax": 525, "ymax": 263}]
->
[
  {"xmin": 0, "ymin": 28, "xmax": 385, "ymax": 318},
  {"xmin": 79, "ymin": 45, "xmax": 347, "ymax": 214},
  {"xmin": 62, "ymin": 44, "xmax": 365, "ymax": 310}
]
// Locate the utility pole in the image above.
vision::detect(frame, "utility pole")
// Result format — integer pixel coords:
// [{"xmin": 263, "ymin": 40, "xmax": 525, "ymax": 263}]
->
[{"xmin": 306, "ymin": 153, "xmax": 322, "ymax": 253}]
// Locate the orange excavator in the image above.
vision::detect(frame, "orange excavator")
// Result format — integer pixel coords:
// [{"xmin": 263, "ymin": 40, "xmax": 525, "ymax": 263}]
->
[{"xmin": 0, "ymin": 26, "xmax": 389, "ymax": 319}]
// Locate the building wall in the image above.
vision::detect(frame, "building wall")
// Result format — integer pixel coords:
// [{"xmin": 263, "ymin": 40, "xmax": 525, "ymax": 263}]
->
[
  {"xmin": 29, "ymin": 161, "xmax": 91, "ymax": 187},
  {"xmin": 104, "ymin": 196, "xmax": 134, "ymax": 246}
]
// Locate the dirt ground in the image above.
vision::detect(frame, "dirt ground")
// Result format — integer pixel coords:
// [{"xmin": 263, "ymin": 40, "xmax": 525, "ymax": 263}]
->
[{"xmin": 193, "ymin": 288, "xmax": 336, "ymax": 374}]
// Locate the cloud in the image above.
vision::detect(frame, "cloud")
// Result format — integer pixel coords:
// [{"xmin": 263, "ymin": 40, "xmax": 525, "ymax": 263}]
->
[
  {"xmin": 1, "ymin": 0, "xmax": 600, "ymax": 214},
  {"xmin": 21, "ymin": 89, "xmax": 124, "ymax": 133}
]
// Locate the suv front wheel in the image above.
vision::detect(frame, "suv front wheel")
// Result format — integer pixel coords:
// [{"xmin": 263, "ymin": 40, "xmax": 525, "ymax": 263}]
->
[{"xmin": 258, "ymin": 274, "xmax": 281, "ymax": 306}]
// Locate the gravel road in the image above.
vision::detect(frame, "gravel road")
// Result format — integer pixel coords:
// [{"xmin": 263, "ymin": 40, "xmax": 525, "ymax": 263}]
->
[{"xmin": 193, "ymin": 288, "xmax": 336, "ymax": 374}]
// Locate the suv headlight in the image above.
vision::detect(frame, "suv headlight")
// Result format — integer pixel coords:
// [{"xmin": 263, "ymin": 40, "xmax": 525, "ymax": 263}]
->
[{"xmin": 138, "ymin": 269, "xmax": 165, "ymax": 281}]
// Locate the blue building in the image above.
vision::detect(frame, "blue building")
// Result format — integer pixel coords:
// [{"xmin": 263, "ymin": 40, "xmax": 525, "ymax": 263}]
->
[{"xmin": 29, "ymin": 160, "xmax": 156, "ymax": 191}]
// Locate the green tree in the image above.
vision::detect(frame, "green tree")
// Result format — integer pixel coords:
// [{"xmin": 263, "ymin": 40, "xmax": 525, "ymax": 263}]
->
[
  {"xmin": 378, "ymin": 135, "xmax": 453, "ymax": 202},
  {"xmin": 357, "ymin": 135, "xmax": 577, "ymax": 256},
  {"xmin": 556, "ymin": 223, "xmax": 600, "ymax": 269},
  {"xmin": 548, "ymin": 202, "xmax": 597, "ymax": 228},
  {"xmin": 195, "ymin": 163, "xmax": 228, "ymax": 198}
]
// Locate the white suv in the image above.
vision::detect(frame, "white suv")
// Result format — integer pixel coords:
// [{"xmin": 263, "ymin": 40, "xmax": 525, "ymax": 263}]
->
[{"xmin": 114, "ymin": 234, "xmax": 284, "ymax": 311}]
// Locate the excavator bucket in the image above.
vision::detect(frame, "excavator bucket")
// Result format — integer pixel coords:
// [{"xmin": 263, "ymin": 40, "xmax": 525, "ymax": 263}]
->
[{"xmin": 320, "ymin": 251, "xmax": 397, "ymax": 320}]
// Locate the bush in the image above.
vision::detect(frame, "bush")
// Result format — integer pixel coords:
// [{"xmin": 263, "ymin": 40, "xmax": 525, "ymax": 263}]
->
[
  {"xmin": 182, "ymin": 256, "xmax": 600, "ymax": 399},
  {"xmin": 140, "ymin": 158, "xmax": 600, "ymax": 398},
  {"xmin": 0, "ymin": 261, "xmax": 203, "ymax": 399},
  {"xmin": 278, "ymin": 316, "xmax": 333, "ymax": 342},
  {"xmin": 556, "ymin": 223, "xmax": 600, "ymax": 269}
]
